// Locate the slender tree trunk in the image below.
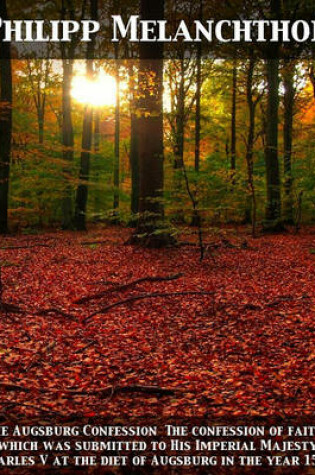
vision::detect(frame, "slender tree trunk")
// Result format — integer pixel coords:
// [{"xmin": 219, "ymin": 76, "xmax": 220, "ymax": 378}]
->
[
  {"xmin": 128, "ymin": 63, "xmax": 139, "ymax": 215},
  {"xmin": 245, "ymin": 57, "xmax": 257, "ymax": 237},
  {"xmin": 195, "ymin": 46, "xmax": 202, "ymax": 173},
  {"xmin": 61, "ymin": 59, "xmax": 74, "ymax": 229},
  {"xmin": 191, "ymin": 53, "xmax": 202, "ymax": 227},
  {"xmin": 60, "ymin": 0, "xmax": 82, "ymax": 230},
  {"xmin": 265, "ymin": 57, "xmax": 282, "ymax": 228},
  {"xmin": 0, "ymin": 0, "xmax": 13, "ymax": 235},
  {"xmin": 74, "ymin": 62, "xmax": 94, "ymax": 230},
  {"xmin": 192, "ymin": 0, "xmax": 203, "ymax": 227},
  {"xmin": 130, "ymin": 112, "xmax": 139, "ymax": 215},
  {"xmin": 94, "ymin": 109, "xmax": 100, "ymax": 153},
  {"xmin": 231, "ymin": 58, "xmax": 237, "ymax": 175},
  {"xmin": 113, "ymin": 50, "xmax": 120, "ymax": 216},
  {"xmin": 38, "ymin": 108, "xmax": 44, "ymax": 144},
  {"xmin": 26, "ymin": 60, "xmax": 48, "ymax": 146},
  {"xmin": 283, "ymin": 59, "xmax": 295, "ymax": 224},
  {"xmin": 264, "ymin": 0, "xmax": 282, "ymax": 230},
  {"xmin": 93, "ymin": 64, "xmax": 101, "ymax": 153},
  {"xmin": 173, "ymin": 59, "xmax": 186, "ymax": 223},
  {"xmin": 75, "ymin": 0, "xmax": 98, "ymax": 230},
  {"xmin": 174, "ymin": 59, "xmax": 185, "ymax": 170},
  {"xmin": 192, "ymin": 25, "xmax": 202, "ymax": 227}
]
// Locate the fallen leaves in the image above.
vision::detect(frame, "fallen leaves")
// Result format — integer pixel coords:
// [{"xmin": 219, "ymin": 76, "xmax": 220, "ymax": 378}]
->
[{"xmin": 0, "ymin": 227, "xmax": 314, "ymax": 420}]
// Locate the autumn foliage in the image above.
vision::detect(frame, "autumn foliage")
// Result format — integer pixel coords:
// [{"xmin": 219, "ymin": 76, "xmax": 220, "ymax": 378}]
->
[{"xmin": 0, "ymin": 227, "xmax": 314, "ymax": 419}]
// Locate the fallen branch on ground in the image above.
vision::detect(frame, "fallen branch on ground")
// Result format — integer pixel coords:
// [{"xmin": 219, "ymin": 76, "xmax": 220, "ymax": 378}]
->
[
  {"xmin": 219, "ymin": 294, "xmax": 312, "ymax": 312},
  {"xmin": 266, "ymin": 294, "xmax": 312, "ymax": 308},
  {"xmin": 0, "ymin": 382, "xmax": 178, "ymax": 397},
  {"xmin": 37, "ymin": 308, "xmax": 79, "ymax": 321},
  {"xmin": 0, "ymin": 244, "xmax": 51, "ymax": 250},
  {"xmin": 0, "ymin": 302, "xmax": 25, "ymax": 314},
  {"xmin": 75, "ymin": 273, "xmax": 183, "ymax": 304},
  {"xmin": 68, "ymin": 385, "xmax": 177, "ymax": 397},
  {"xmin": 84, "ymin": 291, "xmax": 215, "ymax": 323}
]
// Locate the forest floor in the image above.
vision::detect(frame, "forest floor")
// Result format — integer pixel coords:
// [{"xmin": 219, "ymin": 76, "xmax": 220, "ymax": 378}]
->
[{"xmin": 0, "ymin": 226, "xmax": 314, "ymax": 421}]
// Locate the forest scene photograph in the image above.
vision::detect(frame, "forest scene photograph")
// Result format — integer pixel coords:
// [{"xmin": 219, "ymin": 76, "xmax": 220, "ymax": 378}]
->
[{"xmin": 0, "ymin": 0, "xmax": 314, "ymax": 472}]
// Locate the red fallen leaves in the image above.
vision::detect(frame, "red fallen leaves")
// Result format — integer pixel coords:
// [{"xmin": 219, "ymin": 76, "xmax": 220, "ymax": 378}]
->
[{"xmin": 0, "ymin": 227, "xmax": 314, "ymax": 419}]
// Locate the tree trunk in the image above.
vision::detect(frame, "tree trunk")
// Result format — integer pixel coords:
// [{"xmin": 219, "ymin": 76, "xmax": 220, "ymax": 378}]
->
[
  {"xmin": 75, "ymin": 0, "xmax": 98, "ymax": 231},
  {"xmin": 130, "ymin": 112, "xmax": 139, "ymax": 215},
  {"xmin": 0, "ymin": 0, "xmax": 13, "ymax": 235},
  {"xmin": 61, "ymin": 60, "xmax": 74, "ymax": 230},
  {"xmin": 245, "ymin": 57, "xmax": 257, "ymax": 237},
  {"xmin": 94, "ymin": 109, "xmax": 100, "ymax": 153},
  {"xmin": 192, "ymin": 10, "xmax": 202, "ymax": 227},
  {"xmin": 264, "ymin": 0, "xmax": 282, "ymax": 230},
  {"xmin": 265, "ymin": 57, "xmax": 282, "ymax": 228},
  {"xmin": 113, "ymin": 49, "xmax": 120, "ymax": 217},
  {"xmin": 128, "ymin": 63, "xmax": 139, "ymax": 215},
  {"xmin": 38, "ymin": 108, "xmax": 44, "ymax": 145},
  {"xmin": 174, "ymin": 59, "xmax": 185, "ymax": 170},
  {"xmin": 172, "ymin": 58, "xmax": 186, "ymax": 223},
  {"xmin": 138, "ymin": 56, "xmax": 164, "ymax": 227},
  {"xmin": 283, "ymin": 59, "xmax": 295, "ymax": 224},
  {"xmin": 74, "ymin": 62, "xmax": 94, "ymax": 231},
  {"xmin": 129, "ymin": 0, "xmax": 174, "ymax": 247},
  {"xmin": 231, "ymin": 58, "xmax": 237, "ymax": 175},
  {"xmin": 195, "ymin": 45, "xmax": 202, "ymax": 173}
]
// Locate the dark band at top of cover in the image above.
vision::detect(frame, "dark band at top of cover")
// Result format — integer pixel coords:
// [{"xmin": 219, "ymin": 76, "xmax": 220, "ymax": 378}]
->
[{"xmin": 1, "ymin": 0, "xmax": 315, "ymax": 59}]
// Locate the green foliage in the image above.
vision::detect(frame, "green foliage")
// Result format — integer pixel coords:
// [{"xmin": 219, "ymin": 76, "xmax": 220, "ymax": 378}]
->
[{"xmin": 6, "ymin": 58, "xmax": 315, "ymax": 232}]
